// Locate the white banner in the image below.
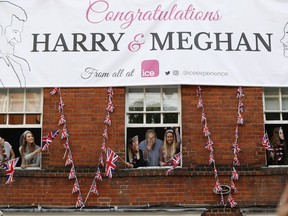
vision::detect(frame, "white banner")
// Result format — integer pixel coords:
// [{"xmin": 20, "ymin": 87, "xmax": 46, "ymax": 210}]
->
[{"xmin": 0, "ymin": 0, "xmax": 288, "ymax": 88}]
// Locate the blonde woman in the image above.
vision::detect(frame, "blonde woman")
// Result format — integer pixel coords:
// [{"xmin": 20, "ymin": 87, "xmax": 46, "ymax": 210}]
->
[
  {"xmin": 19, "ymin": 130, "xmax": 42, "ymax": 169},
  {"xmin": 160, "ymin": 128, "xmax": 181, "ymax": 166}
]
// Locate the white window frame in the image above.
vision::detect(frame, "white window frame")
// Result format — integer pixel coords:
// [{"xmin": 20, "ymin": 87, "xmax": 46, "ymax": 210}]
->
[{"xmin": 125, "ymin": 85, "xmax": 182, "ymax": 168}]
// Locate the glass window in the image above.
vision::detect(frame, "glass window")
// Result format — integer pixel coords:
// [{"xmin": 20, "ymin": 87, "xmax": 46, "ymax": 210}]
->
[
  {"xmin": 263, "ymin": 87, "xmax": 288, "ymax": 166},
  {"xmin": 126, "ymin": 86, "xmax": 181, "ymax": 168},
  {"xmin": 0, "ymin": 88, "xmax": 43, "ymax": 168}
]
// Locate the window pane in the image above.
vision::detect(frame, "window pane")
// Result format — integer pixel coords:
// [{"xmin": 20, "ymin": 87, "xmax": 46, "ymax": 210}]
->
[
  {"xmin": 283, "ymin": 113, "xmax": 288, "ymax": 120},
  {"xmin": 264, "ymin": 88, "xmax": 278, "ymax": 96},
  {"xmin": 281, "ymin": 88, "xmax": 288, "ymax": 96},
  {"xmin": 9, "ymin": 114, "xmax": 23, "ymax": 124},
  {"xmin": 282, "ymin": 98, "xmax": 288, "ymax": 110},
  {"xmin": 265, "ymin": 113, "xmax": 280, "ymax": 120},
  {"xmin": 163, "ymin": 113, "xmax": 178, "ymax": 123},
  {"xmin": 265, "ymin": 98, "xmax": 279, "ymax": 110},
  {"xmin": 128, "ymin": 88, "xmax": 144, "ymax": 111},
  {"xmin": 146, "ymin": 113, "xmax": 160, "ymax": 124},
  {"xmin": 146, "ymin": 88, "xmax": 160, "ymax": 111},
  {"xmin": 163, "ymin": 88, "xmax": 178, "ymax": 111},
  {"xmin": 9, "ymin": 89, "xmax": 24, "ymax": 112},
  {"xmin": 0, "ymin": 114, "xmax": 7, "ymax": 124},
  {"xmin": 128, "ymin": 114, "xmax": 143, "ymax": 124},
  {"xmin": 0, "ymin": 89, "xmax": 7, "ymax": 113},
  {"xmin": 26, "ymin": 89, "xmax": 41, "ymax": 112},
  {"xmin": 26, "ymin": 114, "xmax": 41, "ymax": 124}
]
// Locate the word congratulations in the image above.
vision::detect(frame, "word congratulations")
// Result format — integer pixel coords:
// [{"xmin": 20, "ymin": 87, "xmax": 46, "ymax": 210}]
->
[
  {"xmin": 86, "ymin": 1, "xmax": 222, "ymax": 29},
  {"xmin": 31, "ymin": 32, "xmax": 272, "ymax": 52}
]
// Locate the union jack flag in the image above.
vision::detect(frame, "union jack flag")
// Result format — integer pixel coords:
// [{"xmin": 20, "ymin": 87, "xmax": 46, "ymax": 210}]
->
[
  {"xmin": 106, "ymin": 101, "xmax": 115, "ymax": 113},
  {"xmin": 232, "ymin": 143, "xmax": 241, "ymax": 155},
  {"xmin": 214, "ymin": 167, "xmax": 218, "ymax": 179},
  {"xmin": 231, "ymin": 167, "xmax": 239, "ymax": 180},
  {"xmin": 209, "ymin": 152, "xmax": 215, "ymax": 165},
  {"xmin": 230, "ymin": 180, "xmax": 238, "ymax": 193},
  {"xmin": 235, "ymin": 126, "xmax": 239, "ymax": 139},
  {"xmin": 105, "ymin": 148, "xmax": 118, "ymax": 178},
  {"xmin": 205, "ymin": 139, "xmax": 214, "ymax": 151},
  {"xmin": 101, "ymin": 141, "xmax": 106, "ymax": 153},
  {"xmin": 99, "ymin": 152, "xmax": 104, "ymax": 167},
  {"xmin": 65, "ymin": 151, "xmax": 73, "ymax": 166},
  {"xmin": 227, "ymin": 194, "xmax": 237, "ymax": 208},
  {"xmin": 166, "ymin": 152, "xmax": 181, "ymax": 175},
  {"xmin": 58, "ymin": 114, "xmax": 66, "ymax": 126},
  {"xmin": 107, "ymin": 87, "xmax": 114, "ymax": 98},
  {"xmin": 233, "ymin": 154, "xmax": 240, "ymax": 166},
  {"xmin": 197, "ymin": 97, "xmax": 203, "ymax": 109},
  {"xmin": 102, "ymin": 127, "xmax": 108, "ymax": 140},
  {"xmin": 50, "ymin": 87, "xmax": 60, "ymax": 95},
  {"xmin": 90, "ymin": 180, "xmax": 99, "ymax": 195},
  {"xmin": 201, "ymin": 111, "xmax": 206, "ymax": 123},
  {"xmin": 238, "ymin": 100, "xmax": 244, "ymax": 113},
  {"xmin": 63, "ymin": 139, "xmax": 70, "ymax": 150},
  {"xmin": 95, "ymin": 167, "xmax": 102, "ymax": 181},
  {"xmin": 72, "ymin": 180, "xmax": 80, "ymax": 194},
  {"xmin": 104, "ymin": 112, "xmax": 111, "ymax": 126},
  {"xmin": 42, "ymin": 130, "xmax": 60, "ymax": 151},
  {"xmin": 214, "ymin": 179, "xmax": 222, "ymax": 193},
  {"xmin": 237, "ymin": 113, "xmax": 244, "ymax": 124},
  {"xmin": 75, "ymin": 193, "xmax": 85, "ymax": 208},
  {"xmin": 58, "ymin": 97, "xmax": 65, "ymax": 113},
  {"xmin": 236, "ymin": 87, "xmax": 245, "ymax": 99},
  {"xmin": 5, "ymin": 157, "xmax": 19, "ymax": 184},
  {"xmin": 196, "ymin": 86, "xmax": 202, "ymax": 96},
  {"xmin": 69, "ymin": 166, "xmax": 76, "ymax": 179},
  {"xmin": 61, "ymin": 127, "xmax": 69, "ymax": 139},
  {"xmin": 261, "ymin": 133, "xmax": 274, "ymax": 151},
  {"xmin": 203, "ymin": 125, "xmax": 210, "ymax": 137}
]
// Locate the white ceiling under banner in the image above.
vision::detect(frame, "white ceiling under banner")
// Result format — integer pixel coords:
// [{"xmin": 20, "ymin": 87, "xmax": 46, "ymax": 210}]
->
[{"xmin": 0, "ymin": 0, "xmax": 288, "ymax": 88}]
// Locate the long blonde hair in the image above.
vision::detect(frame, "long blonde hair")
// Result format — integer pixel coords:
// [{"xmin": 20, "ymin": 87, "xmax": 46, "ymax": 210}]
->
[{"xmin": 162, "ymin": 130, "xmax": 177, "ymax": 162}]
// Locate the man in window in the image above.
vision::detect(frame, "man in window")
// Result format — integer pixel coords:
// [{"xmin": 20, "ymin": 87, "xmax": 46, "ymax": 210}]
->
[
  {"xmin": 139, "ymin": 129, "xmax": 163, "ymax": 166},
  {"xmin": 0, "ymin": 1, "xmax": 30, "ymax": 88}
]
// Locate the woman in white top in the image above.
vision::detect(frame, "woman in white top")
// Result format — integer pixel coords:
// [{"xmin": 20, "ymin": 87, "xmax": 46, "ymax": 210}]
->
[{"xmin": 19, "ymin": 130, "xmax": 42, "ymax": 169}]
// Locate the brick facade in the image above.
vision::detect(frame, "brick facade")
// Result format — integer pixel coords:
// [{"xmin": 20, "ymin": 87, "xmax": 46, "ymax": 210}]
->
[{"xmin": 1, "ymin": 86, "xmax": 287, "ymax": 208}]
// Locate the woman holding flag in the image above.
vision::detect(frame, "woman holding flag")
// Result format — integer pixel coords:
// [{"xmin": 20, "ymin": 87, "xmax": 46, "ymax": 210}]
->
[{"xmin": 19, "ymin": 130, "xmax": 42, "ymax": 168}]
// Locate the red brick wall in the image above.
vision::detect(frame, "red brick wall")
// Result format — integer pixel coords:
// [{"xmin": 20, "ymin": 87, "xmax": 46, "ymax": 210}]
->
[{"xmin": 1, "ymin": 86, "xmax": 287, "ymax": 208}]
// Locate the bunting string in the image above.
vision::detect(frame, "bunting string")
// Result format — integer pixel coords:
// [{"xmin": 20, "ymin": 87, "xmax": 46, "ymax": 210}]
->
[
  {"xmin": 50, "ymin": 87, "xmax": 85, "ymax": 208},
  {"xmin": 196, "ymin": 86, "xmax": 244, "ymax": 207}
]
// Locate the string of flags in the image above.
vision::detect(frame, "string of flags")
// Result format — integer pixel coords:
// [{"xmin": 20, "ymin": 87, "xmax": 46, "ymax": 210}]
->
[
  {"xmin": 50, "ymin": 87, "xmax": 85, "ymax": 208},
  {"xmin": 196, "ymin": 86, "xmax": 244, "ymax": 208}
]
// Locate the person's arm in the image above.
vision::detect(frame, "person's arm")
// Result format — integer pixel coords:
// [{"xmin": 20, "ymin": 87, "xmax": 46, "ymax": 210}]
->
[
  {"xmin": 21, "ymin": 147, "xmax": 42, "ymax": 168},
  {"xmin": 135, "ymin": 150, "xmax": 147, "ymax": 168},
  {"xmin": 10, "ymin": 148, "xmax": 15, "ymax": 160},
  {"xmin": 159, "ymin": 146, "xmax": 165, "ymax": 166}
]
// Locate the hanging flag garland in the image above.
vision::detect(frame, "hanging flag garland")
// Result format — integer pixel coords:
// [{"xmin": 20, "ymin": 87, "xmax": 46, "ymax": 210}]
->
[
  {"xmin": 50, "ymin": 87, "xmax": 85, "ymax": 209},
  {"xmin": 196, "ymin": 86, "xmax": 245, "ymax": 207}
]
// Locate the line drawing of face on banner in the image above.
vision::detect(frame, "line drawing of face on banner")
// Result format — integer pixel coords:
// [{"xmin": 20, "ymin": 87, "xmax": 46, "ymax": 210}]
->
[
  {"xmin": 281, "ymin": 21, "xmax": 288, "ymax": 58},
  {"xmin": 0, "ymin": 1, "xmax": 30, "ymax": 88}
]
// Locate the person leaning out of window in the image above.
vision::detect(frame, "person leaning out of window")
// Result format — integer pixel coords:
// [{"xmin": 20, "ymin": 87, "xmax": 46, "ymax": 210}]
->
[
  {"xmin": 160, "ymin": 128, "xmax": 181, "ymax": 166},
  {"xmin": 19, "ymin": 130, "xmax": 42, "ymax": 169},
  {"xmin": 268, "ymin": 127, "xmax": 288, "ymax": 165},
  {"xmin": 139, "ymin": 129, "xmax": 163, "ymax": 166},
  {"xmin": 0, "ymin": 135, "xmax": 15, "ymax": 168},
  {"xmin": 126, "ymin": 135, "xmax": 147, "ymax": 168}
]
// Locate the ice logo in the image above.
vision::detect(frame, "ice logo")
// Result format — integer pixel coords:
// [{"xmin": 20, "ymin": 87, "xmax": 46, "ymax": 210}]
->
[{"xmin": 141, "ymin": 60, "xmax": 159, "ymax": 77}]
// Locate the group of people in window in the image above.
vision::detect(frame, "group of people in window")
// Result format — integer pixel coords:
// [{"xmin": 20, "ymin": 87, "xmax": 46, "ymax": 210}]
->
[
  {"xmin": 267, "ymin": 127, "xmax": 288, "ymax": 165},
  {"xmin": 0, "ymin": 130, "xmax": 41, "ymax": 169},
  {"xmin": 126, "ymin": 128, "xmax": 181, "ymax": 168}
]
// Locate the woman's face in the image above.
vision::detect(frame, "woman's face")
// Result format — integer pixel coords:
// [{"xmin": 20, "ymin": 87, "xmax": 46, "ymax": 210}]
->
[
  {"xmin": 25, "ymin": 132, "xmax": 34, "ymax": 144},
  {"xmin": 279, "ymin": 129, "xmax": 284, "ymax": 140},
  {"xmin": 131, "ymin": 139, "xmax": 139, "ymax": 152},
  {"xmin": 166, "ymin": 132, "xmax": 174, "ymax": 145}
]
